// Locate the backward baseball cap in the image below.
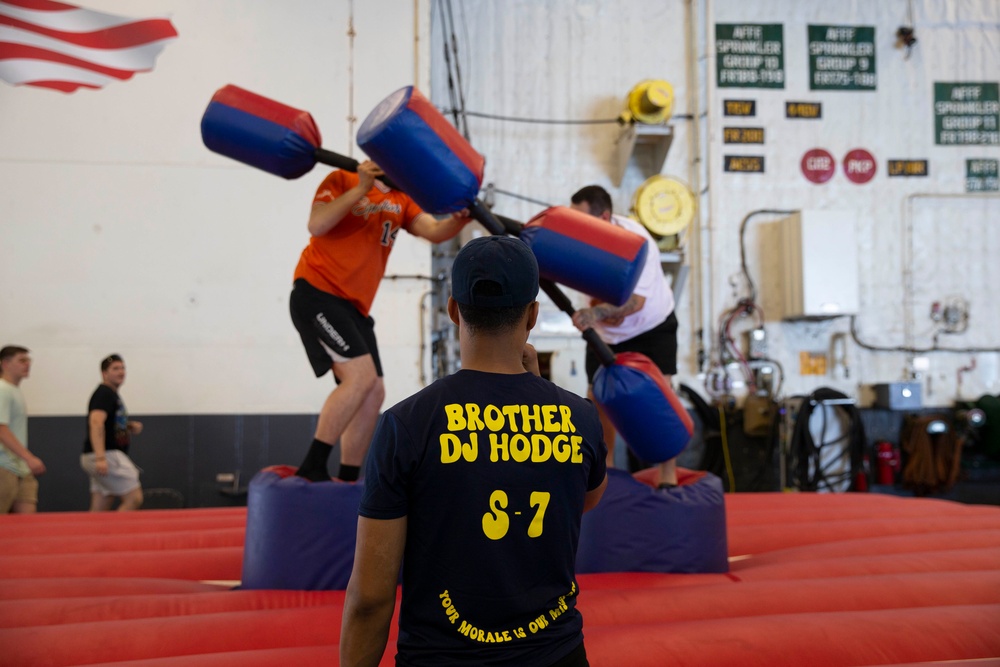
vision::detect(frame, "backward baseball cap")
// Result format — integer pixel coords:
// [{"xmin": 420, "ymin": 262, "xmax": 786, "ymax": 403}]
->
[{"xmin": 451, "ymin": 236, "xmax": 539, "ymax": 308}]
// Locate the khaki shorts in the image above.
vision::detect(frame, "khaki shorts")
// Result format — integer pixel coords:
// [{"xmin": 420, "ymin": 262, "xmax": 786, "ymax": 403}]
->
[
  {"xmin": 0, "ymin": 468, "xmax": 39, "ymax": 511},
  {"xmin": 81, "ymin": 450, "xmax": 141, "ymax": 497}
]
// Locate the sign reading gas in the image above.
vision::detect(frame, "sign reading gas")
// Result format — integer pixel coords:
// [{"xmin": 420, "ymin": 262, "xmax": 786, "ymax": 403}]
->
[{"xmin": 801, "ymin": 148, "xmax": 835, "ymax": 183}]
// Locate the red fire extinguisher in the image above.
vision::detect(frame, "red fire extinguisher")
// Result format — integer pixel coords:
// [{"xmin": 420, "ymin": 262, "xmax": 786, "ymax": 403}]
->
[
  {"xmin": 875, "ymin": 441, "xmax": 901, "ymax": 485},
  {"xmin": 855, "ymin": 454, "xmax": 871, "ymax": 492}
]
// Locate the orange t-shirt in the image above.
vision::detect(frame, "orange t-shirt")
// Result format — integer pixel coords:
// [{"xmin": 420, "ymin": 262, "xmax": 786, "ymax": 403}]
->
[{"xmin": 294, "ymin": 170, "xmax": 424, "ymax": 317}]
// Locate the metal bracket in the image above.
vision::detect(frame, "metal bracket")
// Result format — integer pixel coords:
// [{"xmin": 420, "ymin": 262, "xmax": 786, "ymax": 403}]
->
[{"xmin": 612, "ymin": 123, "xmax": 675, "ymax": 186}]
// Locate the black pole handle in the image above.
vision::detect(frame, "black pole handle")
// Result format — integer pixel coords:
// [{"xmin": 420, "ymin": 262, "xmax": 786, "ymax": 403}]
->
[
  {"xmin": 494, "ymin": 213, "xmax": 525, "ymax": 236},
  {"xmin": 539, "ymin": 278, "xmax": 617, "ymax": 367},
  {"xmin": 314, "ymin": 148, "xmax": 359, "ymax": 171},
  {"xmin": 468, "ymin": 199, "xmax": 507, "ymax": 236},
  {"xmin": 313, "ymin": 148, "xmax": 401, "ymax": 191}
]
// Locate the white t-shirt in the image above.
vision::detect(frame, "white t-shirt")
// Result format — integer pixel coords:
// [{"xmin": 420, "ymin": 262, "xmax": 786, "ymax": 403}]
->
[
  {"xmin": 592, "ymin": 215, "xmax": 674, "ymax": 345},
  {"xmin": 0, "ymin": 378, "xmax": 30, "ymax": 477}
]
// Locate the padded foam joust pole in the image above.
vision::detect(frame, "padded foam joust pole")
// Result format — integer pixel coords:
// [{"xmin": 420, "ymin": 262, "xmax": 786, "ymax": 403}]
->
[
  {"xmin": 518, "ymin": 199, "xmax": 692, "ymax": 461},
  {"xmin": 200, "ymin": 84, "xmax": 399, "ymax": 188},
  {"xmin": 498, "ymin": 218, "xmax": 691, "ymax": 464},
  {"xmin": 531, "ymin": 269, "xmax": 693, "ymax": 463},
  {"xmin": 592, "ymin": 353, "xmax": 694, "ymax": 462},
  {"xmin": 357, "ymin": 87, "xmax": 692, "ymax": 462},
  {"xmin": 357, "ymin": 86, "xmax": 495, "ymax": 224},
  {"xmin": 357, "ymin": 86, "xmax": 647, "ymax": 306},
  {"xmin": 512, "ymin": 207, "xmax": 648, "ymax": 308}
]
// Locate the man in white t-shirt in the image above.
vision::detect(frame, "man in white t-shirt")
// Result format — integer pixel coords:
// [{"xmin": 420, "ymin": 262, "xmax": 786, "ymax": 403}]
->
[
  {"xmin": 569, "ymin": 185, "xmax": 680, "ymax": 488},
  {"xmin": 0, "ymin": 345, "xmax": 45, "ymax": 513}
]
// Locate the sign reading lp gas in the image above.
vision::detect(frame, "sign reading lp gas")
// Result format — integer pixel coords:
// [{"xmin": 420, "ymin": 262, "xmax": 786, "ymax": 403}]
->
[
  {"xmin": 801, "ymin": 148, "xmax": 835, "ymax": 183},
  {"xmin": 887, "ymin": 160, "xmax": 929, "ymax": 177},
  {"xmin": 843, "ymin": 148, "xmax": 876, "ymax": 184}
]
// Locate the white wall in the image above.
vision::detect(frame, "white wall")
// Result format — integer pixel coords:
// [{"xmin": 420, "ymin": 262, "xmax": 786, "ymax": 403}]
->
[
  {"xmin": 429, "ymin": 0, "xmax": 695, "ymax": 398},
  {"xmin": 1, "ymin": 0, "xmax": 433, "ymax": 415},
  {"xmin": 707, "ymin": 0, "xmax": 1000, "ymax": 405},
  {"xmin": 429, "ymin": 0, "xmax": 1000, "ymax": 407},
  {"xmin": 3, "ymin": 0, "xmax": 999, "ymax": 417}
]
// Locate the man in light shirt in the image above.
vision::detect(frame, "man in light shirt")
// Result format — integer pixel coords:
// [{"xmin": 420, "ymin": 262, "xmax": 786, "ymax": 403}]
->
[
  {"xmin": 0, "ymin": 345, "xmax": 45, "ymax": 513},
  {"xmin": 569, "ymin": 185, "xmax": 680, "ymax": 488}
]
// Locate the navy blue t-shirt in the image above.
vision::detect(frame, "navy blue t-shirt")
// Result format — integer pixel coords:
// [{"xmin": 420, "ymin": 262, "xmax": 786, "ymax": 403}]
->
[{"xmin": 359, "ymin": 369, "xmax": 607, "ymax": 667}]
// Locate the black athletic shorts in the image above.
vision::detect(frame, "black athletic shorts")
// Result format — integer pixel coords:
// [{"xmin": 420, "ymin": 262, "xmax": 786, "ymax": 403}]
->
[
  {"xmin": 289, "ymin": 278, "xmax": 383, "ymax": 379},
  {"xmin": 585, "ymin": 311, "xmax": 678, "ymax": 382}
]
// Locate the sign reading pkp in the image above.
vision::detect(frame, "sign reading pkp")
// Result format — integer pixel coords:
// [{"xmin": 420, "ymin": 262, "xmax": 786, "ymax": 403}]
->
[
  {"xmin": 801, "ymin": 148, "xmax": 835, "ymax": 183},
  {"xmin": 843, "ymin": 148, "xmax": 876, "ymax": 184}
]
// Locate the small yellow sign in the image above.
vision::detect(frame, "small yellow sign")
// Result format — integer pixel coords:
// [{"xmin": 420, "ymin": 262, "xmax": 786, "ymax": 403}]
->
[
  {"xmin": 799, "ymin": 351, "xmax": 828, "ymax": 375},
  {"xmin": 887, "ymin": 160, "xmax": 929, "ymax": 177},
  {"xmin": 723, "ymin": 127, "xmax": 765, "ymax": 144},
  {"xmin": 786, "ymin": 102, "xmax": 822, "ymax": 119},
  {"xmin": 724, "ymin": 155, "xmax": 765, "ymax": 172},
  {"xmin": 724, "ymin": 99, "xmax": 756, "ymax": 116}
]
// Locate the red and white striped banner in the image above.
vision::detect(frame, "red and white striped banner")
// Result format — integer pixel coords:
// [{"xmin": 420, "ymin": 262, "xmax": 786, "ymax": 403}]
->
[{"xmin": 0, "ymin": 0, "xmax": 178, "ymax": 93}]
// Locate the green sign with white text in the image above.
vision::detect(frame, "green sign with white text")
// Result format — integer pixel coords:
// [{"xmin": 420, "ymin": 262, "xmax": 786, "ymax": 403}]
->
[
  {"xmin": 934, "ymin": 82, "xmax": 999, "ymax": 145},
  {"xmin": 716, "ymin": 24, "xmax": 785, "ymax": 89},
  {"xmin": 808, "ymin": 25, "xmax": 875, "ymax": 90},
  {"xmin": 966, "ymin": 159, "xmax": 999, "ymax": 191}
]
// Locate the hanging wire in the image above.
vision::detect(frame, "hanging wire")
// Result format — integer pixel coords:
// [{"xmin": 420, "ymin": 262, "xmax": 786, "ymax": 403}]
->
[
  {"xmin": 738, "ymin": 209, "xmax": 796, "ymax": 303},
  {"xmin": 436, "ymin": 0, "xmax": 462, "ymax": 134},
  {"xmin": 443, "ymin": 0, "xmax": 470, "ymax": 140},
  {"xmin": 452, "ymin": 111, "xmax": 622, "ymax": 125}
]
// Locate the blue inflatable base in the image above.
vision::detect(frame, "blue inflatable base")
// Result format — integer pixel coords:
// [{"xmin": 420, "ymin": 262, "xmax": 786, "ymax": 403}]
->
[
  {"xmin": 577, "ymin": 468, "xmax": 729, "ymax": 574},
  {"xmin": 241, "ymin": 466, "xmax": 362, "ymax": 590},
  {"xmin": 241, "ymin": 465, "xmax": 728, "ymax": 590}
]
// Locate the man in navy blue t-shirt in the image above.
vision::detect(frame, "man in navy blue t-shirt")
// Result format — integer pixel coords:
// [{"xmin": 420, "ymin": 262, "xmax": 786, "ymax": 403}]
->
[{"xmin": 341, "ymin": 235, "xmax": 608, "ymax": 667}]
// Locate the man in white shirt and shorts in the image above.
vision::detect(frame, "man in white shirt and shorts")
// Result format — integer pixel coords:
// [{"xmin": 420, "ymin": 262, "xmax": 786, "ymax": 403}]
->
[{"xmin": 569, "ymin": 185, "xmax": 680, "ymax": 488}]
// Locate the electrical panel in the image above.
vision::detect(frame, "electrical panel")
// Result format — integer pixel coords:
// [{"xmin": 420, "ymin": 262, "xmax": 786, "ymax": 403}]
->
[{"xmin": 778, "ymin": 210, "xmax": 860, "ymax": 320}]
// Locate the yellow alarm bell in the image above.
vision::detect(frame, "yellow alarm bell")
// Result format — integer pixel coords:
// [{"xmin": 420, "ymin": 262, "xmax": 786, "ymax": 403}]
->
[
  {"xmin": 619, "ymin": 79, "xmax": 674, "ymax": 125},
  {"xmin": 631, "ymin": 175, "xmax": 695, "ymax": 237}
]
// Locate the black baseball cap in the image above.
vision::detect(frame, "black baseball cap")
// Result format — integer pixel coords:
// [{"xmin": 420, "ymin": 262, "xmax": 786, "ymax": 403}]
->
[{"xmin": 451, "ymin": 236, "xmax": 539, "ymax": 308}]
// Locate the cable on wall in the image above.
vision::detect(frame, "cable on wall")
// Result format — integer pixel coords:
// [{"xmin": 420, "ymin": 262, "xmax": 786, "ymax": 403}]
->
[
  {"xmin": 437, "ymin": 109, "xmax": 696, "ymax": 126},
  {"xmin": 491, "ymin": 187, "xmax": 553, "ymax": 209},
  {"xmin": 849, "ymin": 315, "xmax": 1000, "ymax": 355},
  {"xmin": 738, "ymin": 209, "xmax": 796, "ymax": 303}
]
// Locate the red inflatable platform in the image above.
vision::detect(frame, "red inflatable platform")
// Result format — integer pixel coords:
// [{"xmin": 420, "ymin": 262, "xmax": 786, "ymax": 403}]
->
[{"xmin": 1, "ymin": 491, "xmax": 998, "ymax": 666}]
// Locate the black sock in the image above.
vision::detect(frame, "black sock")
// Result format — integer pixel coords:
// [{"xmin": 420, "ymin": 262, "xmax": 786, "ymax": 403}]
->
[
  {"xmin": 338, "ymin": 464, "xmax": 360, "ymax": 482},
  {"xmin": 296, "ymin": 439, "xmax": 333, "ymax": 481}
]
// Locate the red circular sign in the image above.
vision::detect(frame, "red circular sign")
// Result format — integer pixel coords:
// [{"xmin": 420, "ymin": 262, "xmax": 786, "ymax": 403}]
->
[
  {"xmin": 843, "ymin": 148, "xmax": 876, "ymax": 184},
  {"xmin": 801, "ymin": 149, "xmax": 835, "ymax": 183}
]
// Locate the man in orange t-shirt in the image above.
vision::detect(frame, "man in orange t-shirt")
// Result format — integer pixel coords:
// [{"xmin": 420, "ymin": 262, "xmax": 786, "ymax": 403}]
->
[{"xmin": 292, "ymin": 160, "xmax": 470, "ymax": 482}]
